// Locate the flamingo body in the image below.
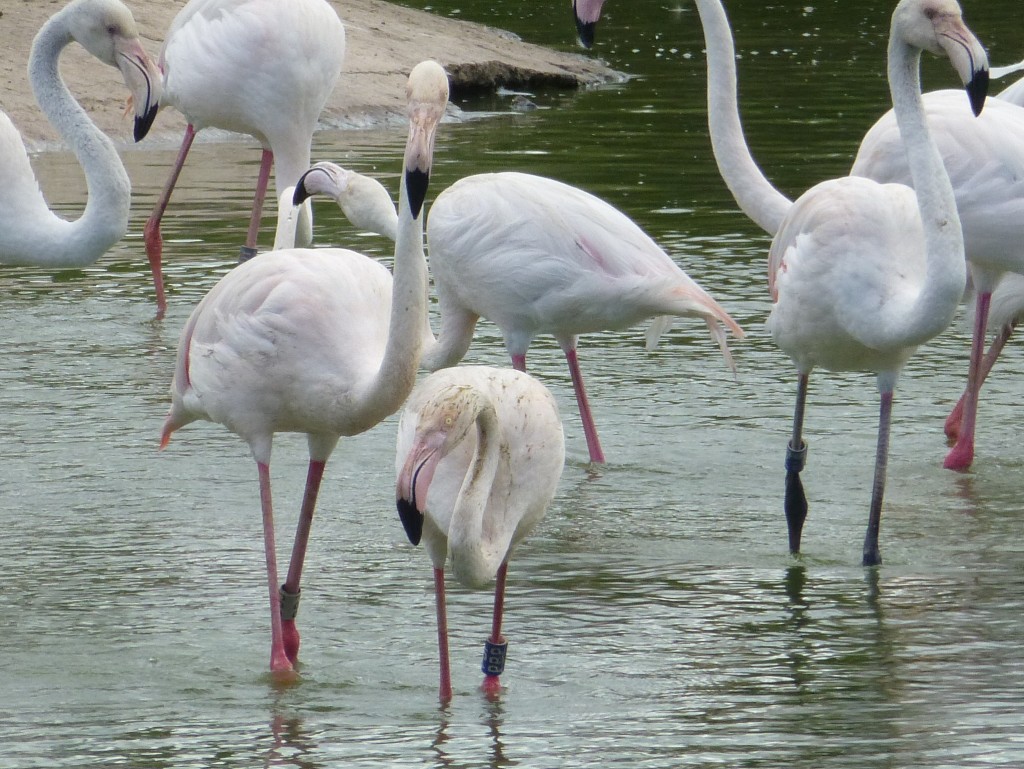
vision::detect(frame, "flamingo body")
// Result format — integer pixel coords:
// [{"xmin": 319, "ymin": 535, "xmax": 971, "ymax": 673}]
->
[
  {"xmin": 396, "ymin": 365, "xmax": 564, "ymax": 701},
  {"xmin": 297, "ymin": 164, "xmax": 744, "ymax": 464},
  {"xmin": 0, "ymin": 0, "xmax": 160, "ymax": 267},
  {"xmin": 145, "ymin": 0, "xmax": 346, "ymax": 313},
  {"xmin": 160, "ymin": 60, "xmax": 448, "ymax": 676},
  {"xmin": 694, "ymin": 0, "xmax": 987, "ymax": 564},
  {"xmin": 853, "ymin": 88, "xmax": 1024, "ymax": 469}
]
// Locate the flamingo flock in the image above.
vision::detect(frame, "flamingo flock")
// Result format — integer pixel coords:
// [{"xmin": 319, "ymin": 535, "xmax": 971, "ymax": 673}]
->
[{"xmin": 4, "ymin": 0, "xmax": 1014, "ymax": 701}]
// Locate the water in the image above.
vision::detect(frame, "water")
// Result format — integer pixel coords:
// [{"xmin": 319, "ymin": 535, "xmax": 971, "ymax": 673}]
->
[{"xmin": 2, "ymin": 1, "xmax": 1023, "ymax": 766}]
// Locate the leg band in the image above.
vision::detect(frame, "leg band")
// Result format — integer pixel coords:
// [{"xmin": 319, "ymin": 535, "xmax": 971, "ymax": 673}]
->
[
  {"xmin": 279, "ymin": 586, "xmax": 301, "ymax": 622},
  {"xmin": 785, "ymin": 440, "xmax": 807, "ymax": 473},
  {"xmin": 239, "ymin": 245, "xmax": 258, "ymax": 263},
  {"xmin": 481, "ymin": 639, "xmax": 507, "ymax": 677}
]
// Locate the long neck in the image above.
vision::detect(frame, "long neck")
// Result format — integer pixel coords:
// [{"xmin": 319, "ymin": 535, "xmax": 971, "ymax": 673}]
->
[
  {"xmin": 26, "ymin": 14, "xmax": 131, "ymax": 266},
  {"xmin": 694, "ymin": 0, "xmax": 791, "ymax": 235},
  {"xmin": 362, "ymin": 171, "xmax": 429, "ymax": 415},
  {"xmin": 886, "ymin": 33, "xmax": 966, "ymax": 342},
  {"xmin": 447, "ymin": 404, "xmax": 507, "ymax": 587}
]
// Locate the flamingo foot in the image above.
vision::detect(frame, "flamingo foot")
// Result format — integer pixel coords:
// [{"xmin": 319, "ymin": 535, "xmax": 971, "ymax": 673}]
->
[
  {"xmin": 943, "ymin": 438, "xmax": 975, "ymax": 471},
  {"xmin": 480, "ymin": 674, "xmax": 503, "ymax": 700}
]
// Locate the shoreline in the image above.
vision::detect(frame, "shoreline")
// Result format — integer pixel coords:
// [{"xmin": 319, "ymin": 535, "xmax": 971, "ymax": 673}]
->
[{"xmin": 0, "ymin": 0, "xmax": 620, "ymax": 151}]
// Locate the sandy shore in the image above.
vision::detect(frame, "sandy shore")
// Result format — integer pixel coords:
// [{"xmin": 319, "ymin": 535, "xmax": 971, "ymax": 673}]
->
[{"xmin": 0, "ymin": 0, "xmax": 619, "ymax": 149}]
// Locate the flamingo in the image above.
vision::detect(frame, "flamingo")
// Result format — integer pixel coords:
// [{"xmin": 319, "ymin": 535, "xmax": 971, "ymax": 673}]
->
[
  {"xmin": 694, "ymin": 0, "xmax": 987, "ymax": 565},
  {"xmin": 0, "ymin": 0, "xmax": 160, "ymax": 267},
  {"xmin": 293, "ymin": 164, "xmax": 744, "ymax": 465},
  {"xmin": 142, "ymin": 0, "xmax": 346, "ymax": 316},
  {"xmin": 395, "ymin": 365, "xmax": 565, "ymax": 703},
  {"xmin": 159, "ymin": 60, "xmax": 448, "ymax": 677},
  {"xmin": 852, "ymin": 68, "xmax": 1024, "ymax": 472}
]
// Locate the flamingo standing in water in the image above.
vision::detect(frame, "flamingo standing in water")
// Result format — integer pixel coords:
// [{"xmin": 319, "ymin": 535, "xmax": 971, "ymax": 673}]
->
[
  {"xmin": 143, "ymin": 0, "xmax": 346, "ymax": 316},
  {"xmin": 0, "ymin": 0, "xmax": 160, "ymax": 266},
  {"xmin": 294, "ymin": 164, "xmax": 744, "ymax": 465},
  {"xmin": 159, "ymin": 60, "xmax": 448, "ymax": 677},
  {"xmin": 852, "ymin": 68, "xmax": 1024, "ymax": 472},
  {"xmin": 693, "ymin": 0, "xmax": 987, "ymax": 565},
  {"xmin": 396, "ymin": 365, "xmax": 565, "ymax": 703}
]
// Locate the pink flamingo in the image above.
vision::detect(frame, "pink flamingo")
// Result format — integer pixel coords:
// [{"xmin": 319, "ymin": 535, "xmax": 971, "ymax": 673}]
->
[
  {"xmin": 159, "ymin": 61, "xmax": 448, "ymax": 677},
  {"xmin": 142, "ymin": 0, "xmax": 346, "ymax": 316},
  {"xmin": 396, "ymin": 366, "xmax": 564, "ymax": 703}
]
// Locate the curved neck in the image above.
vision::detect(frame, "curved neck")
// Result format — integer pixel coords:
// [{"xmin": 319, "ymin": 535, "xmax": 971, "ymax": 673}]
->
[
  {"xmin": 694, "ymin": 0, "xmax": 791, "ymax": 235},
  {"xmin": 26, "ymin": 12, "xmax": 131, "ymax": 266},
  {"xmin": 885, "ymin": 30, "xmax": 966, "ymax": 339},
  {"xmin": 448, "ymin": 402, "xmax": 506, "ymax": 586}
]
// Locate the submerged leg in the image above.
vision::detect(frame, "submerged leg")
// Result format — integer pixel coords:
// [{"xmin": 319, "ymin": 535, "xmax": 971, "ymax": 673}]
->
[
  {"xmin": 785, "ymin": 373, "xmax": 810, "ymax": 555},
  {"xmin": 945, "ymin": 320, "xmax": 1015, "ymax": 442},
  {"xmin": 945, "ymin": 291, "xmax": 992, "ymax": 470},
  {"xmin": 481, "ymin": 561, "xmax": 509, "ymax": 699},
  {"xmin": 280, "ymin": 458, "xmax": 327, "ymax": 664},
  {"xmin": 145, "ymin": 124, "xmax": 197, "ymax": 316},
  {"xmin": 257, "ymin": 461, "xmax": 293, "ymax": 676},
  {"xmin": 863, "ymin": 390, "xmax": 894, "ymax": 567},
  {"xmin": 564, "ymin": 347, "xmax": 606, "ymax": 465},
  {"xmin": 434, "ymin": 567, "xmax": 452, "ymax": 704},
  {"xmin": 240, "ymin": 149, "xmax": 274, "ymax": 262}
]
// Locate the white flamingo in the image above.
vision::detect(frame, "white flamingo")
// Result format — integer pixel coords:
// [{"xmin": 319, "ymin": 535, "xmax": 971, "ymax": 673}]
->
[
  {"xmin": 142, "ymin": 0, "xmax": 346, "ymax": 316},
  {"xmin": 695, "ymin": 0, "xmax": 987, "ymax": 565},
  {"xmin": 852, "ymin": 64, "xmax": 1024, "ymax": 471},
  {"xmin": 0, "ymin": 0, "xmax": 160, "ymax": 267},
  {"xmin": 294, "ymin": 164, "xmax": 744, "ymax": 465},
  {"xmin": 396, "ymin": 365, "xmax": 564, "ymax": 703},
  {"xmin": 159, "ymin": 60, "xmax": 448, "ymax": 677}
]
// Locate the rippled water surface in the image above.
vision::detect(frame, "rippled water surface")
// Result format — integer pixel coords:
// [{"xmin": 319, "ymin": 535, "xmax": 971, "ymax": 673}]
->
[{"xmin": 2, "ymin": 1, "xmax": 1022, "ymax": 766}]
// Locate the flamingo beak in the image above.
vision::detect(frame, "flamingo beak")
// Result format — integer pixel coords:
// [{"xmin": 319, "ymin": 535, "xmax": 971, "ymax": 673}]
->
[{"xmin": 113, "ymin": 35, "xmax": 162, "ymax": 141}]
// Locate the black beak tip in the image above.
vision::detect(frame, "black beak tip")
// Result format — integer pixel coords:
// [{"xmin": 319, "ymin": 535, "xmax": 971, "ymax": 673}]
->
[
  {"xmin": 575, "ymin": 20, "xmax": 596, "ymax": 49},
  {"xmin": 397, "ymin": 498, "xmax": 423, "ymax": 546},
  {"xmin": 293, "ymin": 172, "xmax": 313, "ymax": 206},
  {"xmin": 134, "ymin": 103, "xmax": 159, "ymax": 143},
  {"xmin": 405, "ymin": 168, "xmax": 430, "ymax": 220},
  {"xmin": 967, "ymin": 69, "xmax": 989, "ymax": 117}
]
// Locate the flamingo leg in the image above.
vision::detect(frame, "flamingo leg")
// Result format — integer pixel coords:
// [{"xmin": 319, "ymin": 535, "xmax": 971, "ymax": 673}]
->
[
  {"xmin": 240, "ymin": 149, "xmax": 274, "ymax": 262},
  {"xmin": 563, "ymin": 348, "xmax": 606, "ymax": 465},
  {"xmin": 279, "ymin": 458, "xmax": 327, "ymax": 665},
  {"xmin": 144, "ymin": 123, "xmax": 197, "ymax": 317},
  {"xmin": 257, "ymin": 461, "xmax": 294, "ymax": 675},
  {"xmin": 785, "ymin": 373, "xmax": 810, "ymax": 555},
  {"xmin": 863, "ymin": 390, "xmax": 894, "ymax": 567},
  {"xmin": 434, "ymin": 566, "xmax": 453, "ymax": 704},
  {"xmin": 944, "ymin": 320, "xmax": 1015, "ymax": 442},
  {"xmin": 481, "ymin": 561, "xmax": 508, "ymax": 698},
  {"xmin": 945, "ymin": 291, "xmax": 992, "ymax": 470}
]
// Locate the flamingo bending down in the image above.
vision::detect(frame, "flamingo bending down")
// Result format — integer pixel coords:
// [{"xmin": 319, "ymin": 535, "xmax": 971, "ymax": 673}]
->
[
  {"xmin": 0, "ymin": 0, "xmax": 160, "ymax": 266},
  {"xmin": 852, "ymin": 73, "xmax": 1024, "ymax": 471},
  {"xmin": 142, "ymin": 0, "xmax": 346, "ymax": 316},
  {"xmin": 159, "ymin": 60, "xmax": 448, "ymax": 677},
  {"xmin": 294, "ymin": 164, "xmax": 744, "ymax": 465},
  {"xmin": 695, "ymin": 0, "xmax": 987, "ymax": 565},
  {"xmin": 396, "ymin": 365, "xmax": 565, "ymax": 703}
]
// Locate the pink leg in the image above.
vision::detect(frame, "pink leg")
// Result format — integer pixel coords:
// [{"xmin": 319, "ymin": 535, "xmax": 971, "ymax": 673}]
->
[
  {"xmin": 257, "ymin": 461, "xmax": 294, "ymax": 676},
  {"xmin": 145, "ymin": 124, "xmax": 197, "ymax": 318},
  {"xmin": 945, "ymin": 291, "xmax": 992, "ymax": 470},
  {"xmin": 434, "ymin": 567, "xmax": 453, "ymax": 704},
  {"xmin": 944, "ymin": 322, "xmax": 1014, "ymax": 442},
  {"xmin": 480, "ymin": 561, "xmax": 508, "ymax": 699},
  {"xmin": 240, "ymin": 149, "xmax": 274, "ymax": 261},
  {"xmin": 511, "ymin": 353, "xmax": 526, "ymax": 372},
  {"xmin": 279, "ymin": 459, "xmax": 327, "ymax": 665},
  {"xmin": 564, "ymin": 348, "xmax": 606, "ymax": 464},
  {"xmin": 863, "ymin": 390, "xmax": 894, "ymax": 567}
]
